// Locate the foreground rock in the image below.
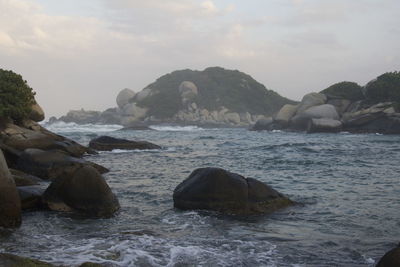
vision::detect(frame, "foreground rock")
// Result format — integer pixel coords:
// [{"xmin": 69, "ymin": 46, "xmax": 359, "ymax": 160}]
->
[
  {"xmin": 0, "ymin": 119, "xmax": 93, "ymax": 158},
  {"xmin": 376, "ymin": 244, "xmax": 400, "ymax": 267},
  {"xmin": 16, "ymin": 148, "xmax": 108, "ymax": 180},
  {"xmin": 173, "ymin": 167, "xmax": 293, "ymax": 215},
  {"xmin": 0, "ymin": 253, "xmax": 55, "ymax": 267},
  {"xmin": 0, "ymin": 150, "xmax": 21, "ymax": 228},
  {"xmin": 43, "ymin": 165, "xmax": 120, "ymax": 217},
  {"xmin": 89, "ymin": 136, "xmax": 161, "ymax": 151},
  {"xmin": 0, "ymin": 253, "xmax": 105, "ymax": 267}
]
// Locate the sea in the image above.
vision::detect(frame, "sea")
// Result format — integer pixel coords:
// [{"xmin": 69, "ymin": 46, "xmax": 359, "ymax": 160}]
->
[{"xmin": 1, "ymin": 121, "xmax": 400, "ymax": 267}]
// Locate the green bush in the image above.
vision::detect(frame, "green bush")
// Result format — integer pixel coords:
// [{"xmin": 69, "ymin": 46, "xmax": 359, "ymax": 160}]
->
[
  {"xmin": 365, "ymin": 71, "xmax": 400, "ymax": 104},
  {"xmin": 0, "ymin": 69, "xmax": 36, "ymax": 121},
  {"xmin": 320, "ymin": 81, "xmax": 364, "ymax": 101}
]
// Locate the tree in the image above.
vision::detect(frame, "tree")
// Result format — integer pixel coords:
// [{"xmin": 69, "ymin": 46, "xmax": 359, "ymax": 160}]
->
[
  {"xmin": 365, "ymin": 71, "xmax": 400, "ymax": 104},
  {"xmin": 0, "ymin": 69, "xmax": 36, "ymax": 121},
  {"xmin": 320, "ymin": 81, "xmax": 364, "ymax": 101}
]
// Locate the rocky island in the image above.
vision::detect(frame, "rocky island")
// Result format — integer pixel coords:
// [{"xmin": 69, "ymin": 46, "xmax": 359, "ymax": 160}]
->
[{"xmin": 50, "ymin": 67, "xmax": 295, "ymax": 127}]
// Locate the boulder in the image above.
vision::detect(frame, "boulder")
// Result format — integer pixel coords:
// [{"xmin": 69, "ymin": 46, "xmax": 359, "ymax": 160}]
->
[
  {"xmin": 116, "ymin": 88, "xmax": 136, "ymax": 108},
  {"xmin": 343, "ymin": 115, "xmax": 400, "ymax": 134},
  {"xmin": 376, "ymin": 244, "xmax": 400, "ymax": 267},
  {"xmin": 58, "ymin": 109, "xmax": 101, "ymax": 124},
  {"xmin": 89, "ymin": 136, "xmax": 161, "ymax": 151},
  {"xmin": 275, "ymin": 104, "xmax": 298, "ymax": 126},
  {"xmin": 0, "ymin": 253, "xmax": 56, "ymax": 267},
  {"xmin": 179, "ymin": 81, "xmax": 198, "ymax": 105},
  {"xmin": 0, "ymin": 122, "xmax": 91, "ymax": 158},
  {"xmin": 120, "ymin": 103, "xmax": 148, "ymax": 120},
  {"xmin": 224, "ymin": 112, "xmax": 241, "ymax": 125},
  {"xmin": 296, "ymin": 93, "xmax": 327, "ymax": 114},
  {"xmin": 43, "ymin": 165, "xmax": 120, "ymax": 217},
  {"xmin": 16, "ymin": 148, "xmax": 108, "ymax": 180},
  {"xmin": 250, "ymin": 117, "xmax": 273, "ymax": 131},
  {"xmin": 29, "ymin": 102, "xmax": 45, "ymax": 122},
  {"xmin": 17, "ymin": 185, "xmax": 46, "ymax": 210},
  {"xmin": 173, "ymin": 167, "xmax": 293, "ymax": 215},
  {"xmin": 0, "ymin": 150, "xmax": 21, "ymax": 228},
  {"xmin": 10, "ymin": 168, "xmax": 42, "ymax": 186},
  {"xmin": 291, "ymin": 104, "xmax": 339, "ymax": 129},
  {"xmin": 307, "ymin": 119, "xmax": 342, "ymax": 133},
  {"xmin": 327, "ymin": 98, "xmax": 351, "ymax": 115},
  {"xmin": 134, "ymin": 88, "xmax": 153, "ymax": 102}
]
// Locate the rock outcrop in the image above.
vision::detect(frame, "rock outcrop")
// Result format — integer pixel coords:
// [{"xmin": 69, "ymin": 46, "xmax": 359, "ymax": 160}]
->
[
  {"xmin": 0, "ymin": 149, "xmax": 21, "ymax": 228},
  {"xmin": 43, "ymin": 165, "xmax": 120, "ymax": 217},
  {"xmin": 51, "ymin": 67, "xmax": 295, "ymax": 127},
  {"xmin": 251, "ymin": 71, "xmax": 400, "ymax": 134},
  {"xmin": 173, "ymin": 167, "xmax": 293, "ymax": 215},
  {"xmin": 116, "ymin": 88, "xmax": 136, "ymax": 108},
  {"xmin": 16, "ymin": 148, "xmax": 108, "ymax": 180},
  {"xmin": 89, "ymin": 136, "xmax": 161, "ymax": 151}
]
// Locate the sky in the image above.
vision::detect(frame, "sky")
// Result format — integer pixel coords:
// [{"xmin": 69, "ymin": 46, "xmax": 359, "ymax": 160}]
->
[{"xmin": 1, "ymin": 0, "xmax": 399, "ymax": 118}]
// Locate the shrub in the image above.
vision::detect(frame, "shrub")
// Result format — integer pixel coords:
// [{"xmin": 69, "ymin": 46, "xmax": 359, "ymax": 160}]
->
[
  {"xmin": 365, "ymin": 71, "xmax": 400, "ymax": 104},
  {"xmin": 320, "ymin": 81, "xmax": 364, "ymax": 101},
  {"xmin": 0, "ymin": 69, "xmax": 36, "ymax": 121}
]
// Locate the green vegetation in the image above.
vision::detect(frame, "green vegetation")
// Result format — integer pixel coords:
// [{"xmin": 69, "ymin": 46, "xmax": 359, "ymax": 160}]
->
[
  {"xmin": 320, "ymin": 81, "xmax": 364, "ymax": 101},
  {"xmin": 137, "ymin": 67, "xmax": 295, "ymax": 118},
  {"xmin": 365, "ymin": 71, "xmax": 400, "ymax": 106},
  {"xmin": 0, "ymin": 69, "xmax": 36, "ymax": 121}
]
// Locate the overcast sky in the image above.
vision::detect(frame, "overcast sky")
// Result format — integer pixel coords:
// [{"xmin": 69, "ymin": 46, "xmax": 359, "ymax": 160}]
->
[{"xmin": 1, "ymin": 0, "xmax": 399, "ymax": 117}]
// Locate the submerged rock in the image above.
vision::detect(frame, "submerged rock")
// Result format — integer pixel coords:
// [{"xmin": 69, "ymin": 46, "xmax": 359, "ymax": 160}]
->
[
  {"xmin": 0, "ymin": 150, "xmax": 21, "ymax": 228},
  {"xmin": 43, "ymin": 165, "xmax": 120, "ymax": 217},
  {"xmin": 173, "ymin": 167, "xmax": 293, "ymax": 215},
  {"xmin": 89, "ymin": 136, "xmax": 161, "ymax": 151}
]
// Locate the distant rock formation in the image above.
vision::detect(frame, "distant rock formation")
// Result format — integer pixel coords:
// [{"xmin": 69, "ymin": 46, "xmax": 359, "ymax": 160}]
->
[
  {"xmin": 251, "ymin": 71, "xmax": 400, "ymax": 134},
  {"xmin": 51, "ymin": 67, "xmax": 295, "ymax": 127}
]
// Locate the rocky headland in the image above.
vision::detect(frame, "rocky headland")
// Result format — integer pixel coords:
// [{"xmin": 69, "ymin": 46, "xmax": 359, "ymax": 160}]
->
[
  {"xmin": 0, "ymin": 69, "xmax": 120, "ymax": 228},
  {"xmin": 251, "ymin": 72, "xmax": 400, "ymax": 134},
  {"xmin": 50, "ymin": 67, "xmax": 295, "ymax": 127}
]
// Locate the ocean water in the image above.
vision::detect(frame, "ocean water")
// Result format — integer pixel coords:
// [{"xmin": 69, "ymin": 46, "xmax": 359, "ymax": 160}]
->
[{"xmin": 1, "ymin": 121, "xmax": 400, "ymax": 266}]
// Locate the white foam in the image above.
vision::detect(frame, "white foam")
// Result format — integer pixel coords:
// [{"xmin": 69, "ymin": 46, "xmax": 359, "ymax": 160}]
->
[
  {"xmin": 149, "ymin": 125, "xmax": 203, "ymax": 132},
  {"xmin": 43, "ymin": 121, "xmax": 123, "ymax": 133}
]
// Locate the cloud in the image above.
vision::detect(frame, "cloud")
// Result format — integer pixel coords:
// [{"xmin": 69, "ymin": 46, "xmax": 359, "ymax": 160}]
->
[{"xmin": 1, "ymin": 0, "xmax": 399, "ymax": 117}]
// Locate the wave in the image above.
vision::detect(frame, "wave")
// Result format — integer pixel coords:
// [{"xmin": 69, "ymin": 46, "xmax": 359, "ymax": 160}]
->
[
  {"xmin": 149, "ymin": 125, "xmax": 203, "ymax": 132},
  {"xmin": 43, "ymin": 121, "xmax": 123, "ymax": 133}
]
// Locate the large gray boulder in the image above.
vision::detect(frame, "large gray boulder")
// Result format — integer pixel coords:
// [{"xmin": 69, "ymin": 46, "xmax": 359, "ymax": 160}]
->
[
  {"xmin": 116, "ymin": 88, "xmax": 136, "ymax": 109},
  {"xmin": 296, "ymin": 93, "xmax": 327, "ymax": 114},
  {"xmin": 291, "ymin": 104, "xmax": 339, "ymax": 129},
  {"xmin": 0, "ymin": 150, "xmax": 21, "ymax": 228},
  {"xmin": 43, "ymin": 165, "xmax": 120, "ymax": 217},
  {"xmin": 327, "ymin": 98, "xmax": 351, "ymax": 115},
  {"xmin": 250, "ymin": 117, "xmax": 273, "ymax": 131},
  {"xmin": 275, "ymin": 104, "xmax": 298, "ymax": 126},
  {"xmin": 173, "ymin": 167, "xmax": 293, "ymax": 215},
  {"xmin": 89, "ymin": 136, "xmax": 161, "ymax": 151},
  {"xmin": 179, "ymin": 81, "xmax": 198, "ymax": 105},
  {"xmin": 29, "ymin": 102, "xmax": 45, "ymax": 122},
  {"xmin": 307, "ymin": 118, "xmax": 342, "ymax": 133}
]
